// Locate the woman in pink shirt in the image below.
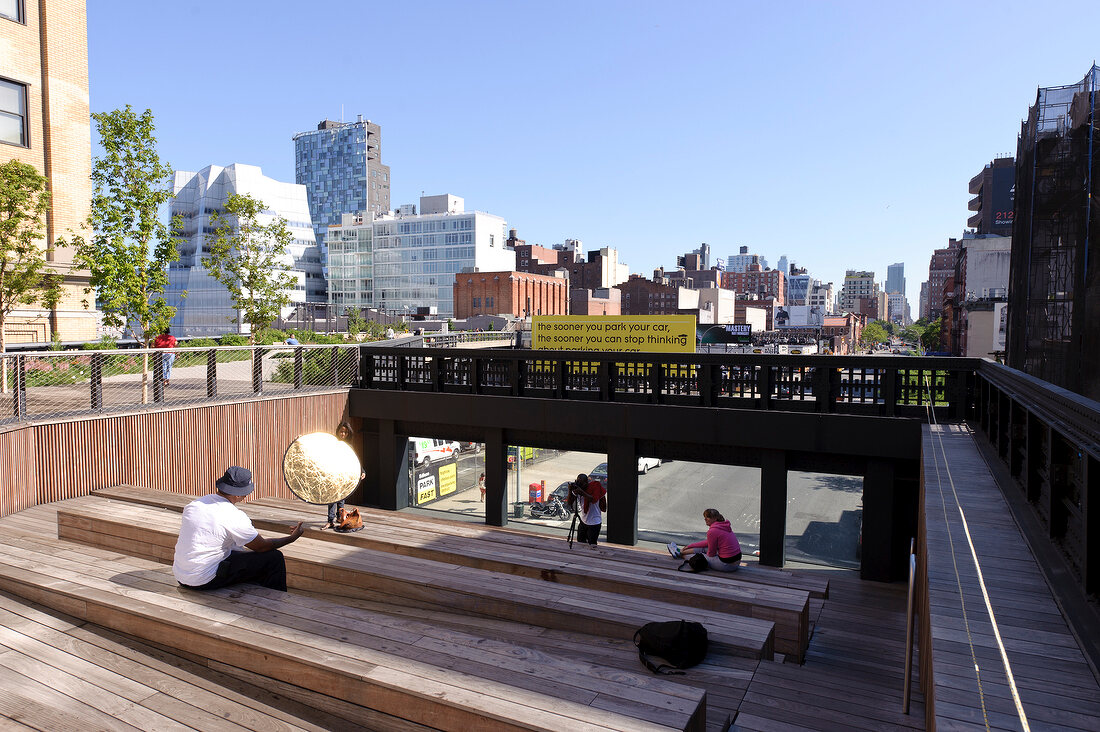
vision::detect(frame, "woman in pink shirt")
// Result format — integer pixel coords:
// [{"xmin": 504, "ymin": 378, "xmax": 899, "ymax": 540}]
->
[{"xmin": 667, "ymin": 509, "xmax": 742, "ymax": 572}]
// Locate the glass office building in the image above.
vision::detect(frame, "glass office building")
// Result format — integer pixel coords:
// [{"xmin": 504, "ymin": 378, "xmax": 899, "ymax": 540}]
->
[
  {"xmin": 327, "ymin": 195, "xmax": 515, "ymax": 317},
  {"xmin": 166, "ymin": 164, "xmax": 317, "ymax": 336},
  {"xmin": 293, "ymin": 116, "xmax": 390, "ymax": 251}
]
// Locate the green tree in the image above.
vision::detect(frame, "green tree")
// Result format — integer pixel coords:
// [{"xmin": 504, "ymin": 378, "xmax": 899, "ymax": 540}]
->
[
  {"xmin": 203, "ymin": 193, "xmax": 295, "ymax": 343},
  {"xmin": 345, "ymin": 306, "xmax": 366, "ymax": 336},
  {"xmin": 920, "ymin": 317, "xmax": 943, "ymax": 352},
  {"xmin": 70, "ymin": 107, "xmax": 180, "ymax": 403},
  {"xmin": 860, "ymin": 320, "xmax": 889, "ymax": 348},
  {"xmin": 0, "ymin": 161, "xmax": 63, "ymax": 356}
]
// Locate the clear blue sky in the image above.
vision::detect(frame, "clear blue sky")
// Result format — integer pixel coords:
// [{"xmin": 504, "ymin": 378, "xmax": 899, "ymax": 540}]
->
[{"xmin": 88, "ymin": 1, "xmax": 1100, "ymax": 312}]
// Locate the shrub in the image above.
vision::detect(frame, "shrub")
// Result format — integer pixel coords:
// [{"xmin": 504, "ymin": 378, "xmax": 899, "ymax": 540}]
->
[
  {"xmin": 218, "ymin": 333, "xmax": 250, "ymax": 346},
  {"xmin": 82, "ymin": 335, "xmax": 118, "ymax": 350},
  {"xmin": 271, "ymin": 348, "xmax": 357, "ymax": 385}
]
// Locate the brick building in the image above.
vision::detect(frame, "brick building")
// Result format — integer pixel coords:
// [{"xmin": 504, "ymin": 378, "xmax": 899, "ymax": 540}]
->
[
  {"xmin": 570, "ymin": 288, "xmax": 621, "ymax": 315},
  {"xmin": 616, "ymin": 275, "xmax": 681, "ymax": 315},
  {"xmin": 925, "ymin": 239, "xmax": 962, "ymax": 320},
  {"xmin": 721, "ymin": 264, "xmax": 786, "ymax": 305},
  {"xmin": 1, "ymin": 0, "xmax": 96, "ymax": 343},
  {"xmin": 453, "ymin": 271, "xmax": 568, "ymax": 319}
]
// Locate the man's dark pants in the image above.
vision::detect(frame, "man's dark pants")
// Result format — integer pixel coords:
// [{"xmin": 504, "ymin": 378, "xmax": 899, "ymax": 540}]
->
[
  {"xmin": 182, "ymin": 550, "xmax": 288, "ymax": 592},
  {"xmin": 578, "ymin": 522, "xmax": 601, "ymax": 545}
]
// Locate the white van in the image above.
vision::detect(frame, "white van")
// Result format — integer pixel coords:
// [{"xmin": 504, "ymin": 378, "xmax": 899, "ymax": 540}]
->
[{"xmin": 412, "ymin": 438, "xmax": 460, "ymax": 466}]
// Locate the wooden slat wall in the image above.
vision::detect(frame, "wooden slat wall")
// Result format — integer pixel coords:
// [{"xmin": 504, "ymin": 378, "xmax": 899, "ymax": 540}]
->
[{"xmin": 0, "ymin": 392, "xmax": 350, "ymax": 517}]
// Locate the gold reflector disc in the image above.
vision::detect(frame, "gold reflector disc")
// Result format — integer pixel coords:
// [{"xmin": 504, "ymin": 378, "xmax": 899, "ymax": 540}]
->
[{"xmin": 283, "ymin": 432, "xmax": 362, "ymax": 505}]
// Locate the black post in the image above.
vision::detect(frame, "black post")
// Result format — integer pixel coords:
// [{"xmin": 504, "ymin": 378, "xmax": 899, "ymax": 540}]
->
[
  {"xmin": 861, "ymin": 459, "xmax": 896, "ymax": 581},
  {"xmin": 13, "ymin": 355, "xmax": 26, "ymax": 419},
  {"xmin": 759, "ymin": 449, "xmax": 787, "ymax": 567},
  {"xmin": 252, "ymin": 347, "xmax": 263, "ymax": 393},
  {"xmin": 152, "ymin": 352, "xmax": 164, "ymax": 402},
  {"xmin": 484, "ymin": 428, "xmax": 508, "ymax": 527},
  {"xmin": 90, "ymin": 352, "xmax": 103, "ymax": 410},
  {"xmin": 605, "ymin": 437, "xmax": 638, "ymax": 545},
  {"xmin": 329, "ymin": 346, "xmax": 339, "ymax": 386},
  {"xmin": 206, "ymin": 349, "xmax": 217, "ymax": 398},
  {"xmin": 294, "ymin": 347, "xmax": 303, "ymax": 389}
]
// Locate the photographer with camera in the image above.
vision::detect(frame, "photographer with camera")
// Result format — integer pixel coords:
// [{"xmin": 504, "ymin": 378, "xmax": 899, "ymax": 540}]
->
[{"xmin": 566, "ymin": 473, "xmax": 607, "ymax": 548}]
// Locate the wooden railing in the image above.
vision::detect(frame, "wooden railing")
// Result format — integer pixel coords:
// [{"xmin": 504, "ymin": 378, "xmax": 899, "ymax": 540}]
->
[{"xmin": 975, "ymin": 360, "xmax": 1100, "ymax": 595}]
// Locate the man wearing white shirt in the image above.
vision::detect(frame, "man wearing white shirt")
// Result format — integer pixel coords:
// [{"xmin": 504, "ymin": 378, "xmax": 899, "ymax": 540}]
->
[{"xmin": 173, "ymin": 466, "xmax": 304, "ymax": 591}]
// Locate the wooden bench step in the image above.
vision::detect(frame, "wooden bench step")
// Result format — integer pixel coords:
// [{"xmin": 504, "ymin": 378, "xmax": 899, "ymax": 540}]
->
[
  {"xmin": 0, "ymin": 532, "xmax": 707, "ymax": 732},
  {"xmin": 91, "ymin": 486, "xmax": 809, "ymax": 660},
  {"xmin": 94, "ymin": 486, "xmax": 828, "ymax": 599},
  {"xmin": 57, "ymin": 499, "xmax": 776, "ymax": 662}
]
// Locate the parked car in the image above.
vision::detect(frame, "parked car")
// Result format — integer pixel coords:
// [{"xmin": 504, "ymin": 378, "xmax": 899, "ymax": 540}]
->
[
  {"xmin": 587, "ymin": 459, "xmax": 663, "ymax": 480},
  {"xmin": 411, "ymin": 438, "xmax": 460, "ymax": 466}
]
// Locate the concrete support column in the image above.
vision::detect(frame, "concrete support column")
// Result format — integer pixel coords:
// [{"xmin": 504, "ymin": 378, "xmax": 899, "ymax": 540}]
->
[
  {"xmin": 605, "ymin": 437, "xmax": 638, "ymax": 545},
  {"xmin": 759, "ymin": 450, "xmax": 788, "ymax": 567},
  {"xmin": 362, "ymin": 420, "xmax": 409, "ymax": 511},
  {"xmin": 862, "ymin": 459, "xmax": 896, "ymax": 581},
  {"xmin": 484, "ymin": 428, "xmax": 509, "ymax": 527}
]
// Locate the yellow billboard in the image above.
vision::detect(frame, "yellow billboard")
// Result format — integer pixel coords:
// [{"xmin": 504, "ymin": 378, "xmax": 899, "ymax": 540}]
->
[{"xmin": 533, "ymin": 315, "xmax": 697, "ymax": 353}]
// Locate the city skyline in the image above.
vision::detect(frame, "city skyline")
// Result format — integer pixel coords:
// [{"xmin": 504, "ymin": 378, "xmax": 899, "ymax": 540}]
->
[{"xmin": 86, "ymin": 1, "xmax": 1100, "ymax": 313}]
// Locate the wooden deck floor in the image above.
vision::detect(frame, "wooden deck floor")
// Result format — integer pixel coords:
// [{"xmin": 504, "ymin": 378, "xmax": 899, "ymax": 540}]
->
[
  {"xmin": 922, "ymin": 423, "xmax": 1100, "ymax": 732},
  {"xmin": 0, "ymin": 423, "xmax": 1094, "ymax": 731}
]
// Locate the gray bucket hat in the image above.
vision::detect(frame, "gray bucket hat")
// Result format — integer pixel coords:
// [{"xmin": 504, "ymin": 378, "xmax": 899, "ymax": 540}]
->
[{"xmin": 216, "ymin": 466, "xmax": 255, "ymax": 496}]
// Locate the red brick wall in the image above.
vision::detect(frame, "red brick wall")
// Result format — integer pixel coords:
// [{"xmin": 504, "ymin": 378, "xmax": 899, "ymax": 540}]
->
[{"xmin": 453, "ymin": 271, "xmax": 568, "ymax": 318}]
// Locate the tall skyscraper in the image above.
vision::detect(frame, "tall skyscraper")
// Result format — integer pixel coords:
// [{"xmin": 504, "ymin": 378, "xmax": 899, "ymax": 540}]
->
[
  {"xmin": 293, "ymin": 116, "xmax": 391, "ymax": 249},
  {"xmin": 886, "ymin": 263, "xmax": 905, "ymax": 294},
  {"xmin": 777, "ymin": 255, "xmax": 789, "ymax": 276},
  {"xmin": 166, "ymin": 164, "xmax": 318, "ymax": 336},
  {"xmin": 1, "ymin": 0, "xmax": 96, "ymax": 343}
]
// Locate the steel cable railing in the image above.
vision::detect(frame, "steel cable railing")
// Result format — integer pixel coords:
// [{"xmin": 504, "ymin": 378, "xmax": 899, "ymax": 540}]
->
[{"xmin": 0, "ymin": 344, "xmax": 361, "ymax": 427}]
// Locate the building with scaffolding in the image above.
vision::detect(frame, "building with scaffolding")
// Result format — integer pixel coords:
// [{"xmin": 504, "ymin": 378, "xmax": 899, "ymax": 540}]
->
[{"xmin": 1008, "ymin": 66, "xmax": 1100, "ymax": 400}]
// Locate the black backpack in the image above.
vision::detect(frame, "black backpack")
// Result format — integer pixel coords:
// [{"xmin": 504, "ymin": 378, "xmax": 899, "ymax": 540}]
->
[{"xmin": 633, "ymin": 620, "xmax": 709, "ymax": 674}]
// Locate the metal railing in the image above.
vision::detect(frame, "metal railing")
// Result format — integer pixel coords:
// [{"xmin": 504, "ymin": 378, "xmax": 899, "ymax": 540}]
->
[
  {"xmin": 0, "ymin": 344, "xmax": 361, "ymax": 427},
  {"xmin": 358, "ymin": 347, "xmax": 981, "ymax": 419}
]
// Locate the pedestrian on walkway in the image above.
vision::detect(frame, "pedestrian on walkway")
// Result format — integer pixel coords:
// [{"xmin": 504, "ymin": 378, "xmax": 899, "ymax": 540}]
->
[
  {"xmin": 153, "ymin": 327, "xmax": 177, "ymax": 386},
  {"xmin": 478, "ymin": 472, "xmax": 486, "ymax": 502}
]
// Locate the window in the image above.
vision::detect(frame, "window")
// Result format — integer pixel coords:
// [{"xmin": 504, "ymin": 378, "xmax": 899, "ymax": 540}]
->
[
  {"xmin": 0, "ymin": 0, "xmax": 22, "ymax": 22},
  {"xmin": 0, "ymin": 78, "xmax": 28, "ymax": 146}
]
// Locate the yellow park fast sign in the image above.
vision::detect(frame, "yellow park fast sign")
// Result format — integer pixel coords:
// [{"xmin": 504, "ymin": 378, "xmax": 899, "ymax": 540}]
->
[{"xmin": 533, "ymin": 315, "xmax": 697, "ymax": 353}]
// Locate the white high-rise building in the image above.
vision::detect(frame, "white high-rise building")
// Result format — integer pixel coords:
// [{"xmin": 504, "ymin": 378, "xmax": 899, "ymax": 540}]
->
[
  {"xmin": 727, "ymin": 245, "xmax": 768, "ymax": 273},
  {"xmin": 328, "ymin": 194, "xmax": 515, "ymax": 317},
  {"xmin": 166, "ymin": 164, "xmax": 318, "ymax": 336}
]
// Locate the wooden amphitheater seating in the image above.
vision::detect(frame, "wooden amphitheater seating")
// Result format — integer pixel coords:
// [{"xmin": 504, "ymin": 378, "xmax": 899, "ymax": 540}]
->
[
  {"xmin": 93, "ymin": 485, "xmax": 812, "ymax": 660},
  {"xmin": 56, "ymin": 498, "xmax": 777, "ymax": 662},
  {"xmin": 95, "ymin": 485, "xmax": 827, "ymax": 599},
  {"xmin": 0, "ymin": 523, "xmax": 707, "ymax": 732}
]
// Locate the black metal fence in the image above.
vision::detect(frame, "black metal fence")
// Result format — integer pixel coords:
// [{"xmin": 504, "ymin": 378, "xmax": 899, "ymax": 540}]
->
[{"xmin": 358, "ymin": 347, "xmax": 980, "ymax": 419}]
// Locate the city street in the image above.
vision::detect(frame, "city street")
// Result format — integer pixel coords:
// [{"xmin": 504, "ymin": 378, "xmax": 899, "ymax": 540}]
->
[{"xmin": 424, "ymin": 448, "xmax": 862, "ymax": 569}]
